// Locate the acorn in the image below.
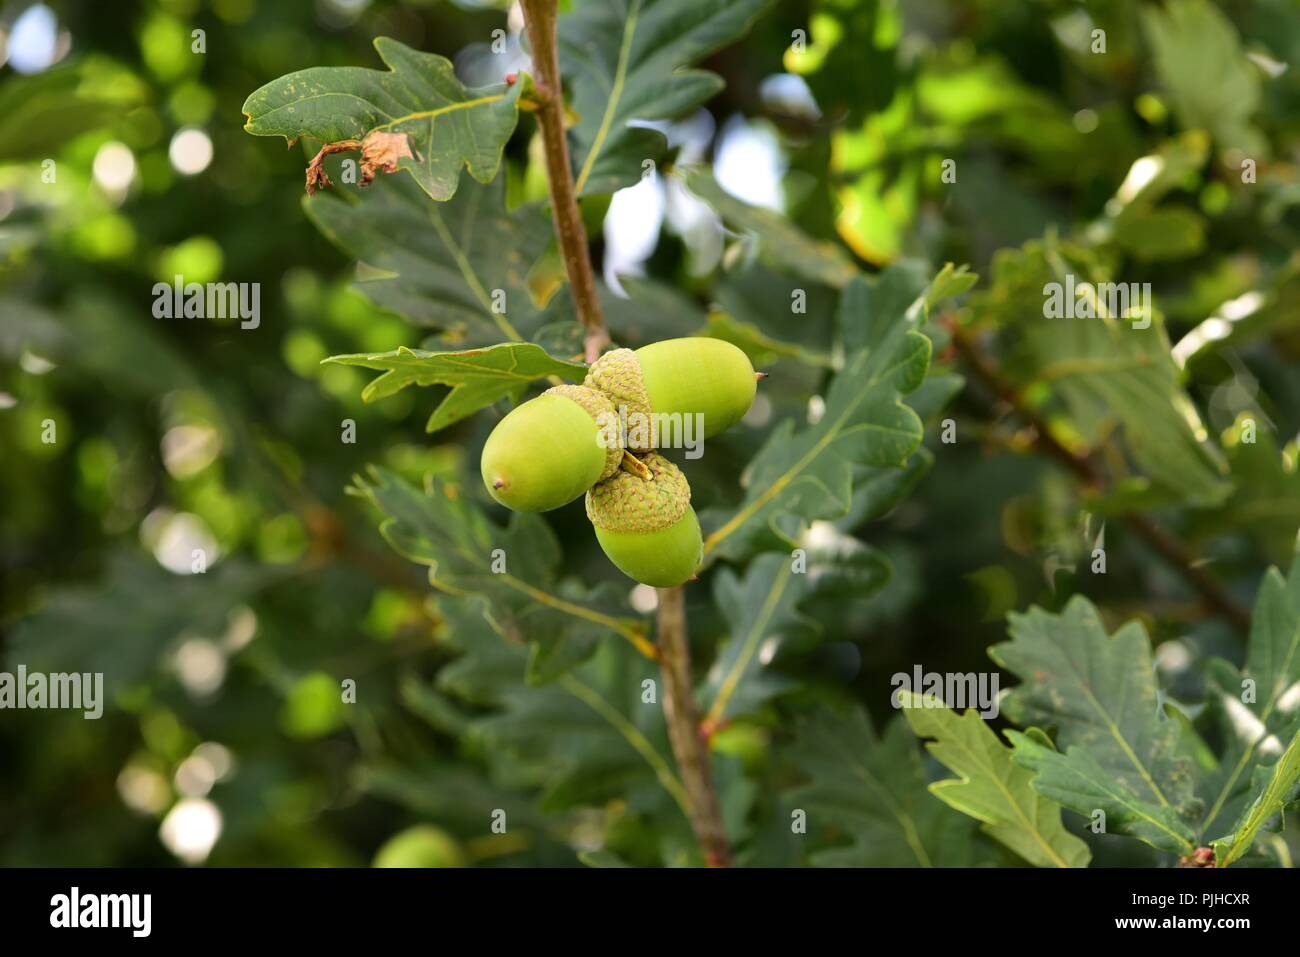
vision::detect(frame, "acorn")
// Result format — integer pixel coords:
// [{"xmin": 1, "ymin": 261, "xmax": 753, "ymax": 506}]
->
[
  {"xmin": 586, "ymin": 452, "xmax": 702, "ymax": 587},
  {"xmin": 481, "ymin": 384, "xmax": 622, "ymax": 512},
  {"xmin": 372, "ymin": 825, "xmax": 465, "ymax": 868},
  {"xmin": 584, "ymin": 338, "xmax": 757, "ymax": 451}
]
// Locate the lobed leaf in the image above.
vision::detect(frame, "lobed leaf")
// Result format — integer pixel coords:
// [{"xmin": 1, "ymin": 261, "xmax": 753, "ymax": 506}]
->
[
  {"xmin": 305, "ymin": 173, "xmax": 555, "ymax": 345},
  {"xmin": 323, "ymin": 342, "xmax": 587, "ymax": 433},
  {"xmin": 699, "ymin": 276, "xmax": 931, "ymax": 562},
  {"xmin": 992, "ymin": 597, "xmax": 1201, "ymax": 853},
  {"xmin": 560, "ymin": 0, "xmax": 775, "ymax": 195},
  {"xmin": 900, "ymin": 692, "xmax": 1091, "ymax": 868},
  {"xmin": 786, "ymin": 708, "xmax": 984, "ymax": 867},
  {"xmin": 682, "ymin": 168, "xmax": 860, "ymax": 289},
  {"xmin": 242, "ymin": 37, "xmax": 523, "ymax": 201},
  {"xmin": 1212, "ymin": 728, "xmax": 1300, "ymax": 867},
  {"xmin": 1196, "ymin": 547, "xmax": 1300, "ymax": 844},
  {"xmin": 1006, "ymin": 728, "xmax": 1196, "ymax": 855},
  {"xmin": 973, "ymin": 238, "xmax": 1230, "ymax": 506},
  {"xmin": 349, "ymin": 466, "xmax": 654, "ymax": 661}
]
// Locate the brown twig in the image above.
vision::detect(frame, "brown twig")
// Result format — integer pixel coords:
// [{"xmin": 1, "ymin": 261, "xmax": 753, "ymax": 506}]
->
[
  {"xmin": 656, "ymin": 585, "xmax": 732, "ymax": 866},
  {"xmin": 518, "ymin": 0, "xmax": 728, "ymax": 866},
  {"xmin": 950, "ymin": 324, "xmax": 1252, "ymax": 634},
  {"xmin": 519, "ymin": 0, "xmax": 610, "ymax": 363}
]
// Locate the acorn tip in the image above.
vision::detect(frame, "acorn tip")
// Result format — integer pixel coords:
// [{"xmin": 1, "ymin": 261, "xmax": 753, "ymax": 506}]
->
[
  {"xmin": 755, "ymin": 371, "xmax": 769, "ymax": 381},
  {"xmin": 492, "ymin": 478, "xmax": 506, "ymax": 489}
]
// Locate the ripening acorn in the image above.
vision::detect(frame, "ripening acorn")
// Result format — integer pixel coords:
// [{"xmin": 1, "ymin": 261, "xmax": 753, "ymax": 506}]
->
[
  {"xmin": 586, "ymin": 452, "xmax": 702, "ymax": 587},
  {"xmin": 584, "ymin": 338, "xmax": 757, "ymax": 451},
  {"xmin": 481, "ymin": 384, "xmax": 623, "ymax": 512},
  {"xmin": 372, "ymin": 825, "xmax": 465, "ymax": 869}
]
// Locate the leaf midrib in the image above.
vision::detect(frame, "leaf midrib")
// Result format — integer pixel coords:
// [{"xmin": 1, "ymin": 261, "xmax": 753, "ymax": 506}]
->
[
  {"xmin": 573, "ymin": 0, "xmax": 642, "ymax": 194},
  {"xmin": 1199, "ymin": 615, "xmax": 1300, "ymax": 834},
  {"xmin": 702, "ymin": 337, "xmax": 921, "ymax": 557},
  {"xmin": 704, "ymin": 562, "xmax": 794, "ymax": 725},
  {"xmin": 936, "ymin": 725, "xmax": 1074, "ymax": 868}
]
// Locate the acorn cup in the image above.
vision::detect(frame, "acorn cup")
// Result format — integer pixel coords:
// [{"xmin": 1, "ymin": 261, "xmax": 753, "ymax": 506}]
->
[
  {"xmin": 585, "ymin": 452, "xmax": 702, "ymax": 587},
  {"xmin": 480, "ymin": 384, "xmax": 622, "ymax": 512},
  {"xmin": 584, "ymin": 337, "xmax": 757, "ymax": 450}
]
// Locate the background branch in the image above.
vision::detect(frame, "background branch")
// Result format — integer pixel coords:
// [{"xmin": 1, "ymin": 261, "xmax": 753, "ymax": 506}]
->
[{"xmin": 950, "ymin": 324, "xmax": 1252, "ymax": 634}]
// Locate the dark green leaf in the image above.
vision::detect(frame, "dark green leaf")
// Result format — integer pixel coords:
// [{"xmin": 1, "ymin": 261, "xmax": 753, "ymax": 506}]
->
[
  {"xmin": 324, "ymin": 342, "xmax": 587, "ymax": 432},
  {"xmin": 992, "ymin": 596, "xmax": 1201, "ymax": 852},
  {"xmin": 305, "ymin": 173, "xmax": 555, "ymax": 345},
  {"xmin": 900, "ymin": 692, "xmax": 1092, "ymax": 868},
  {"xmin": 683, "ymin": 168, "xmax": 859, "ymax": 289},
  {"xmin": 243, "ymin": 37, "xmax": 523, "ymax": 201},
  {"xmin": 787, "ymin": 708, "xmax": 981, "ymax": 866},
  {"xmin": 561, "ymin": 0, "xmax": 775, "ymax": 195}
]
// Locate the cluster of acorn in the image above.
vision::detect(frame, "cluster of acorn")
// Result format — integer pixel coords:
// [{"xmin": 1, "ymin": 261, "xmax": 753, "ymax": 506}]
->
[{"xmin": 480, "ymin": 338, "xmax": 758, "ymax": 587}]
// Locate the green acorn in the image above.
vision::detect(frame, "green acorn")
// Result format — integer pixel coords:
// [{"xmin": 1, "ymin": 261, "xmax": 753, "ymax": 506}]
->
[
  {"xmin": 586, "ymin": 452, "xmax": 702, "ymax": 587},
  {"xmin": 372, "ymin": 825, "xmax": 465, "ymax": 869},
  {"xmin": 584, "ymin": 338, "xmax": 757, "ymax": 451},
  {"xmin": 480, "ymin": 384, "xmax": 622, "ymax": 512}
]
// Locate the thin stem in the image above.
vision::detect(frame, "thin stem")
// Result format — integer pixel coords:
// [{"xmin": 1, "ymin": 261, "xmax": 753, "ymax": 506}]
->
[
  {"xmin": 518, "ymin": 0, "xmax": 724, "ymax": 866},
  {"xmin": 656, "ymin": 585, "xmax": 732, "ymax": 866},
  {"xmin": 519, "ymin": 0, "xmax": 610, "ymax": 363},
  {"xmin": 950, "ymin": 323, "xmax": 1251, "ymax": 634}
]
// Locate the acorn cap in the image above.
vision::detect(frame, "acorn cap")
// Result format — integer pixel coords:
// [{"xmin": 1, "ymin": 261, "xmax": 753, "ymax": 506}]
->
[
  {"xmin": 583, "ymin": 348, "xmax": 654, "ymax": 451},
  {"xmin": 585, "ymin": 451, "xmax": 689, "ymax": 533},
  {"xmin": 543, "ymin": 383, "xmax": 623, "ymax": 480}
]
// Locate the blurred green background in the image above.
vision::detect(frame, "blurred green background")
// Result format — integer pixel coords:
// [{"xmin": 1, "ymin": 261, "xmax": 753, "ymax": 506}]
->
[{"xmin": 2, "ymin": 0, "xmax": 1298, "ymax": 867}]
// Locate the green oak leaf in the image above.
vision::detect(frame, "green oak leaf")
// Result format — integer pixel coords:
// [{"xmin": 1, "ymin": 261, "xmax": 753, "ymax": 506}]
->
[
  {"xmin": 839, "ymin": 260, "xmax": 930, "ymax": 359},
  {"xmin": 974, "ymin": 237, "xmax": 1230, "ymax": 506},
  {"xmin": 923, "ymin": 262, "xmax": 979, "ymax": 312},
  {"xmin": 1197, "ymin": 548, "xmax": 1300, "ymax": 842},
  {"xmin": 1212, "ymin": 727, "xmax": 1300, "ymax": 867},
  {"xmin": 323, "ymin": 343, "xmax": 587, "ymax": 433},
  {"xmin": 702, "ymin": 553, "xmax": 822, "ymax": 727},
  {"xmin": 702, "ymin": 544, "xmax": 897, "ymax": 728},
  {"xmin": 1142, "ymin": 0, "xmax": 1266, "ymax": 158},
  {"xmin": 560, "ymin": 0, "xmax": 775, "ymax": 195},
  {"xmin": 242, "ymin": 37, "xmax": 523, "ymax": 201},
  {"xmin": 1006, "ymin": 728, "xmax": 1197, "ymax": 855},
  {"xmin": 431, "ymin": 596, "xmax": 690, "ymax": 825},
  {"xmin": 699, "ymin": 275, "xmax": 932, "ymax": 562},
  {"xmin": 305, "ymin": 172, "xmax": 555, "ymax": 345},
  {"xmin": 992, "ymin": 596, "xmax": 1201, "ymax": 852},
  {"xmin": 304, "ymin": 166, "xmax": 718, "ymax": 349},
  {"xmin": 348, "ymin": 466, "xmax": 653, "ymax": 663},
  {"xmin": 0, "ymin": 58, "xmax": 146, "ymax": 162},
  {"xmin": 7, "ymin": 552, "xmax": 282, "ymax": 699},
  {"xmin": 704, "ymin": 311, "xmax": 833, "ymax": 370},
  {"xmin": 682, "ymin": 168, "xmax": 860, "ymax": 289},
  {"xmin": 786, "ymin": 708, "xmax": 983, "ymax": 867},
  {"xmin": 1191, "ymin": 416, "xmax": 1300, "ymax": 567},
  {"xmin": 899, "ymin": 692, "xmax": 1091, "ymax": 868}
]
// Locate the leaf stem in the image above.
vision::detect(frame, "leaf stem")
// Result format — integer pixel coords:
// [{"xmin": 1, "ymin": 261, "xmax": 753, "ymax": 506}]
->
[
  {"xmin": 656, "ymin": 585, "xmax": 733, "ymax": 866},
  {"xmin": 519, "ymin": 0, "xmax": 611, "ymax": 363},
  {"xmin": 949, "ymin": 322, "xmax": 1252, "ymax": 634}
]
